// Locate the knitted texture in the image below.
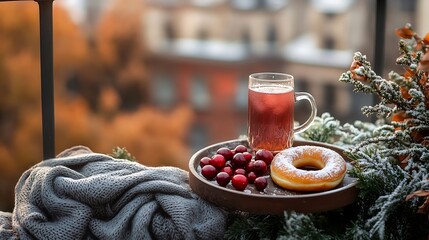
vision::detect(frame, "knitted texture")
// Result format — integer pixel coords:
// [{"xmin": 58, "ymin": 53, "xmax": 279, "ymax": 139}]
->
[{"xmin": 0, "ymin": 146, "xmax": 226, "ymax": 240}]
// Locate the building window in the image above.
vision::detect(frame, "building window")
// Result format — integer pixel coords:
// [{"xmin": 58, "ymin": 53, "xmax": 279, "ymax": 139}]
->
[
  {"xmin": 232, "ymin": 0, "xmax": 258, "ymax": 10},
  {"xmin": 267, "ymin": 24, "xmax": 277, "ymax": 48},
  {"xmin": 164, "ymin": 20, "xmax": 175, "ymax": 42},
  {"xmin": 400, "ymin": 0, "xmax": 416, "ymax": 11},
  {"xmin": 324, "ymin": 83, "xmax": 336, "ymax": 113},
  {"xmin": 235, "ymin": 76, "xmax": 248, "ymax": 110},
  {"xmin": 197, "ymin": 29, "xmax": 209, "ymax": 41},
  {"xmin": 323, "ymin": 36, "xmax": 335, "ymax": 50},
  {"xmin": 296, "ymin": 78, "xmax": 309, "ymax": 92},
  {"xmin": 191, "ymin": 74, "xmax": 210, "ymax": 110},
  {"xmin": 153, "ymin": 73, "xmax": 175, "ymax": 107},
  {"xmin": 191, "ymin": 0, "xmax": 222, "ymax": 7},
  {"xmin": 241, "ymin": 29, "xmax": 251, "ymax": 51},
  {"xmin": 324, "ymin": 12, "xmax": 336, "ymax": 20},
  {"xmin": 265, "ymin": 0, "xmax": 288, "ymax": 10},
  {"xmin": 189, "ymin": 123, "xmax": 208, "ymax": 153}
]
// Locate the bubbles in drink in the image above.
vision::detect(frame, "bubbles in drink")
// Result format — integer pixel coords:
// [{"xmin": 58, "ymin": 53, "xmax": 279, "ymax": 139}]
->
[{"xmin": 252, "ymin": 85, "xmax": 293, "ymax": 94}]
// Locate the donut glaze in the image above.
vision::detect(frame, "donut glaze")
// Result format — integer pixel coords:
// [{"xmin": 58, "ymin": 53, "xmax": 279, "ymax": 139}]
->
[{"xmin": 270, "ymin": 145, "xmax": 347, "ymax": 192}]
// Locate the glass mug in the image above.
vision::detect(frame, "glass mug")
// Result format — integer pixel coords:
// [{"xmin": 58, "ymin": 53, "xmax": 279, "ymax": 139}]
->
[{"xmin": 247, "ymin": 72, "xmax": 317, "ymax": 153}]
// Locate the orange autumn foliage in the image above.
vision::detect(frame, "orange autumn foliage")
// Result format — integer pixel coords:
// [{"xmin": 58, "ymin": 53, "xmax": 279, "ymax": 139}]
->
[{"xmin": 0, "ymin": 1, "xmax": 193, "ymax": 212}]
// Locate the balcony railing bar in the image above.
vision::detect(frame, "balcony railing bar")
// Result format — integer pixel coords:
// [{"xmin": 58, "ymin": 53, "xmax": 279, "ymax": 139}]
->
[
  {"xmin": 373, "ymin": 0, "xmax": 387, "ymax": 115},
  {"xmin": 37, "ymin": 0, "xmax": 55, "ymax": 159}
]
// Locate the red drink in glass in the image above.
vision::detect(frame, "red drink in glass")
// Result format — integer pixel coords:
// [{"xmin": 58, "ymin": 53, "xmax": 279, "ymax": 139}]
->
[
  {"xmin": 248, "ymin": 86, "xmax": 295, "ymax": 152},
  {"xmin": 247, "ymin": 72, "xmax": 316, "ymax": 153}
]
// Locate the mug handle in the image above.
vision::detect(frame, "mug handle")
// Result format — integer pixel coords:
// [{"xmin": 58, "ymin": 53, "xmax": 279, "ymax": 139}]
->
[{"xmin": 294, "ymin": 92, "xmax": 317, "ymax": 133}]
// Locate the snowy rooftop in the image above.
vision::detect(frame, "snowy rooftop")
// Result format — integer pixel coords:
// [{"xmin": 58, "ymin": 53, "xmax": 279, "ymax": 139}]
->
[
  {"xmin": 154, "ymin": 35, "xmax": 353, "ymax": 67},
  {"xmin": 282, "ymin": 34, "xmax": 353, "ymax": 68},
  {"xmin": 169, "ymin": 39, "xmax": 248, "ymax": 62},
  {"xmin": 311, "ymin": 0, "xmax": 355, "ymax": 14}
]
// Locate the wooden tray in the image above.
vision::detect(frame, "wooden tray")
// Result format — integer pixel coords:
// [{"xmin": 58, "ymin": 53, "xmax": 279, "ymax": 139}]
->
[{"xmin": 188, "ymin": 139, "xmax": 358, "ymax": 214}]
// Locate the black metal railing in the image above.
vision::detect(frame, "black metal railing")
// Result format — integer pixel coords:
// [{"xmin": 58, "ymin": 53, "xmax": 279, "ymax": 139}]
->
[
  {"xmin": 374, "ymin": 0, "xmax": 387, "ymax": 114},
  {"xmin": 0, "ymin": 0, "xmax": 387, "ymax": 161}
]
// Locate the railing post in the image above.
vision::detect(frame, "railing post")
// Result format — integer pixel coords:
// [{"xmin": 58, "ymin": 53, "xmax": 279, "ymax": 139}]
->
[
  {"xmin": 374, "ymin": 0, "xmax": 386, "ymax": 75},
  {"xmin": 373, "ymin": 0, "xmax": 386, "ymax": 116},
  {"xmin": 36, "ymin": 0, "xmax": 55, "ymax": 159}
]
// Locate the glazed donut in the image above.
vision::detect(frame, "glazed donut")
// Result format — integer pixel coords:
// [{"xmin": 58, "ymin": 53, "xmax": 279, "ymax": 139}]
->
[{"xmin": 270, "ymin": 146, "xmax": 347, "ymax": 192}]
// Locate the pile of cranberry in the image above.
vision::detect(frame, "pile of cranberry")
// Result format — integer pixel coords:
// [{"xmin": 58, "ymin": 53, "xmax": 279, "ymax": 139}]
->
[{"xmin": 199, "ymin": 144, "xmax": 274, "ymax": 191}]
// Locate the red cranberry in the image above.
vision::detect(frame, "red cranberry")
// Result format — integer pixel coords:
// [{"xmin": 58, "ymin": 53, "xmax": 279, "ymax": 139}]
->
[
  {"xmin": 216, "ymin": 147, "xmax": 234, "ymax": 160},
  {"xmin": 231, "ymin": 174, "xmax": 248, "ymax": 191},
  {"xmin": 246, "ymin": 160, "xmax": 255, "ymax": 172},
  {"xmin": 201, "ymin": 165, "xmax": 217, "ymax": 180},
  {"xmin": 254, "ymin": 176, "xmax": 268, "ymax": 191},
  {"xmin": 242, "ymin": 152, "xmax": 253, "ymax": 162},
  {"xmin": 255, "ymin": 149, "xmax": 274, "ymax": 165},
  {"xmin": 199, "ymin": 157, "xmax": 211, "ymax": 168},
  {"xmin": 234, "ymin": 145, "xmax": 248, "ymax": 153},
  {"xmin": 253, "ymin": 160, "xmax": 268, "ymax": 175},
  {"xmin": 231, "ymin": 153, "xmax": 247, "ymax": 168},
  {"xmin": 220, "ymin": 166, "xmax": 233, "ymax": 176},
  {"xmin": 234, "ymin": 168, "xmax": 246, "ymax": 176},
  {"xmin": 247, "ymin": 171, "xmax": 257, "ymax": 184},
  {"xmin": 216, "ymin": 172, "xmax": 231, "ymax": 187},
  {"xmin": 209, "ymin": 154, "xmax": 226, "ymax": 170}
]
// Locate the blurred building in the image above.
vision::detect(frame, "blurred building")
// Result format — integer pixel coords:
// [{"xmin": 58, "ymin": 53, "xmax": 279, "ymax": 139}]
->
[
  {"xmin": 60, "ymin": 0, "xmax": 426, "ymax": 151},
  {"xmin": 140, "ymin": 0, "xmax": 371, "ymax": 151}
]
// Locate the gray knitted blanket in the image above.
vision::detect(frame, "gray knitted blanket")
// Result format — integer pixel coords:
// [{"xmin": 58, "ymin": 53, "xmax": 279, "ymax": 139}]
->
[{"xmin": 0, "ymin": 146, "xmax": 226, "ymax": 240}]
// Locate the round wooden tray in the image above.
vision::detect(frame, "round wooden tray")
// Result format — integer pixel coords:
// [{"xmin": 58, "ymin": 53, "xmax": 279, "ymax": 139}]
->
[{"xmin": 188, "ymin": 139, "xmax": 358, "ymax": 214}]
